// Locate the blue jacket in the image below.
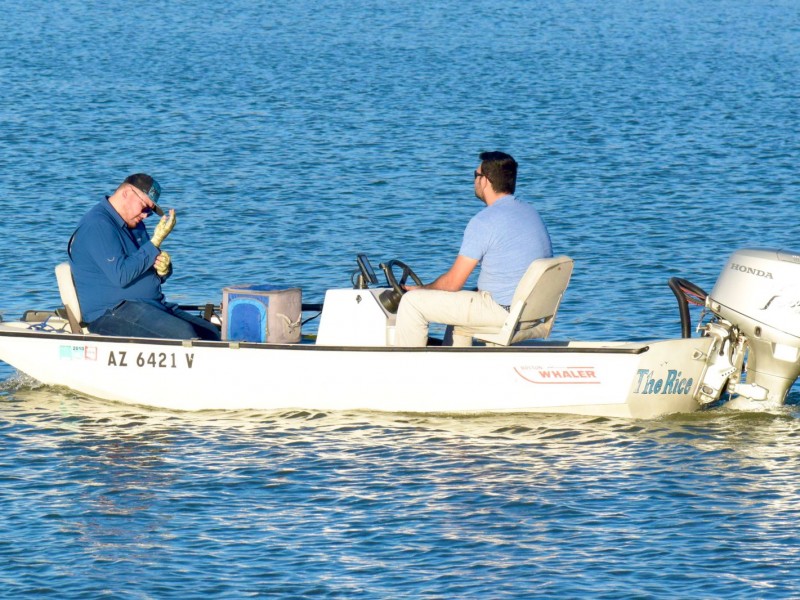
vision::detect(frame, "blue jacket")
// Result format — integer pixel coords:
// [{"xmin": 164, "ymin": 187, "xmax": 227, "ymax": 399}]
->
[{"xmin": 69, "ymin": 198, "xmax": 167, "ymax": 323}]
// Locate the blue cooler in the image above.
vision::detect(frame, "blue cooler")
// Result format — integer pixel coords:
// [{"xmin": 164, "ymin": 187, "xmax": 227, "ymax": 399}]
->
[{"xmin": 221, "ymin": 285, "xmax": 302, "ymax": 343}]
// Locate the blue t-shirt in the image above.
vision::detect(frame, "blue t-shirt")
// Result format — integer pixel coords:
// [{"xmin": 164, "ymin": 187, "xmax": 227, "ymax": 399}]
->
[
  {"xmin": 459, "ymin": 194, "xmax": 552, "ymax": 305},
  {"xmin": 69, "ymin": 198, "xmax": 165, "ymax": 322}
]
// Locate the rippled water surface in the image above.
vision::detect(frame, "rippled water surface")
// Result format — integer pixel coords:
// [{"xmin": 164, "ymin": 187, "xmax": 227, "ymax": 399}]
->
[
  {"xmin": 2, "ymin": 0, "xmax": 800, "ymax": 597},
  {"xmin": 3, "ymin": 387, "xmax": 800, "ymax": 598}
]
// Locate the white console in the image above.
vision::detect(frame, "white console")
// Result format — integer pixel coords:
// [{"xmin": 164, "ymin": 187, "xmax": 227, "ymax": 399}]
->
[{"xmin": 315, "ymin": 289, "xmax": 397, "ymax": 346}]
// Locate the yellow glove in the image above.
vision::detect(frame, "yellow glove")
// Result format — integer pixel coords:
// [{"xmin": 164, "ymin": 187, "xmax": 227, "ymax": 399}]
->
[
  {"xmin": 151, "ymin": 209, "xmax": 176, "ymax": 248},
  {"xmin": 155, "ymin": 251, "xmax": 171, "ymax": 278}
]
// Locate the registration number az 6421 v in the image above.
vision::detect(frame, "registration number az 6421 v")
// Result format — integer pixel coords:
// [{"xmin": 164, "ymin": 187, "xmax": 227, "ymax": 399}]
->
[{"xmin": 107, "ymin": 351, "xmax": 195, "ymax": 369}]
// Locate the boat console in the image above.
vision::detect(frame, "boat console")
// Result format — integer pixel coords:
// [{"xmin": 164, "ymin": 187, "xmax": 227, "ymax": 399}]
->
[
  {"xmin": 316, "ymin": 288, "xmax": 398, "ymax": 346},
  {"xmin": 315, "ymin": 254, "xmax": 409, "ymax": 346}
]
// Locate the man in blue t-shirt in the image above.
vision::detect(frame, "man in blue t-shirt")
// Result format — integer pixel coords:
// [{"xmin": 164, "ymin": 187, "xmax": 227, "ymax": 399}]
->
[
  {"xmin": 68, "ymin": 173, "xmax": 220, "ymax": 340},
  {"xmin": 394, "ymin": 152, "xmax": 552, "ymax": 347}
]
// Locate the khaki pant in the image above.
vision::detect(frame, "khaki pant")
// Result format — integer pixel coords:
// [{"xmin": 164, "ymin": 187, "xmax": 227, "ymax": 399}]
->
[{"xmin": 394, "ymin": 289, "xmax": 509, "ymax": 347}]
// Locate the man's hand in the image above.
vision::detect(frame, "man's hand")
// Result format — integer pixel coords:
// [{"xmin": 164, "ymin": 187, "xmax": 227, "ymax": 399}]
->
[
  {"xmin": 155, "ymin": 251, "xmax": 171, "ymax": 278},
  {"xmin": 151, "ymin": 209, "xmax": 176, "ymax": 248}
]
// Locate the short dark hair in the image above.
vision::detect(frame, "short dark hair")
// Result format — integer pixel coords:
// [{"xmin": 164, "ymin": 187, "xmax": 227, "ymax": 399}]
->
[{"xmin": 479, "ymin": 151, "xmax": 517, "ymax": 194}]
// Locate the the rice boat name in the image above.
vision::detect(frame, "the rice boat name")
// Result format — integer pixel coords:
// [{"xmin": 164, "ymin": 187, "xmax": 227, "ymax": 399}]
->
[{"xmin": 634, "ymin": 369, "xmax": 692, "ymax": 395}]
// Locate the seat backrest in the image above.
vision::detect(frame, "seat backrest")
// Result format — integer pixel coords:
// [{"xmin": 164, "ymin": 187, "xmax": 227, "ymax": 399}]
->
[
  {"xmin": 55, "ymin": 262, "xmax": 85, "ymax": 333},
  {"xmin": 475, "ymin": 255, "xmax": 574, "ymax": 346}
]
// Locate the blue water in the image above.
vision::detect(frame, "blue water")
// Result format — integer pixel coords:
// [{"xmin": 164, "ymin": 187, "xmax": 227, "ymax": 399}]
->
[{"xmin": 2, "ymin": 0, "xmax": 800, "ymax": 597}]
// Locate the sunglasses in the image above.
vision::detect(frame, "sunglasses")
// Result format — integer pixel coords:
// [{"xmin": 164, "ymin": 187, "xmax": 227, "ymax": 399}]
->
[
  {"xmin": 129, "ymin": 186, "xmax": 165, "ymax": 217},
  {"xmin": 474, "ymin": 170, "xmax": 490, "ymax": 181}
]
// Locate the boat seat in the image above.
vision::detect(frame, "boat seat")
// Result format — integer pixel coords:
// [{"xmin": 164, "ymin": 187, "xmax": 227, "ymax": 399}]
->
[
  {"xmin": 453, "ymin": 255, "xmax": 574, "ymax": 346},
  {"xmin": 55, "ymin": 262, "xmax": 87, "ymax": 334}
]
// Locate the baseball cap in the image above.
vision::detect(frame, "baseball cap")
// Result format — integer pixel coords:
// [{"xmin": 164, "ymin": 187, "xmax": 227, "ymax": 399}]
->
[{"xmin": 123, "ymin": 173, "xmax": 164, "ymax": 217}]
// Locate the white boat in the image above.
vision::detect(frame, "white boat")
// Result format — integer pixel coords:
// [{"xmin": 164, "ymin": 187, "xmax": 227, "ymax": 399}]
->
[{"xmin": 1, "ymin": 249, "xmax": 799, "ymax": 418}]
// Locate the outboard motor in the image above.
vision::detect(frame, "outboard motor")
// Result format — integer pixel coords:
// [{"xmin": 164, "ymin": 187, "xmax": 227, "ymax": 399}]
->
[{"xmin": 706, "ymin": 248, "xmax": 800, "ymax": 408}]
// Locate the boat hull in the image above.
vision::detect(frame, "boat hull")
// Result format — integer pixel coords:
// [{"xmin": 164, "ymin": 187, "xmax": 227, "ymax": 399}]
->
[{"xmin": 0, "ymin": 324, "xmax": 715, "ymax": 418}]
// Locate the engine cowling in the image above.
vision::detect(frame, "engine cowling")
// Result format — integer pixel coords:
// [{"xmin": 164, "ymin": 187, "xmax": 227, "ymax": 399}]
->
[{"xmin": 707, "ymin": 248, "xmax": 800, "ymax": 407}]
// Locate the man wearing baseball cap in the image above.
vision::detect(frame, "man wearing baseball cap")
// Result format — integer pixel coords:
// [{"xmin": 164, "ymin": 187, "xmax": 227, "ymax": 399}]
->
[{"xmin": 67, "ymin": 173, "xmax": 220, "ymax": 340}]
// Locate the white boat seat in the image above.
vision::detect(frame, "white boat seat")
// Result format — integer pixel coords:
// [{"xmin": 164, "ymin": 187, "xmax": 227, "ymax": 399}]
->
[
  {"xmin": 55, "ymin": 262, "xmax": 87, "ymax": 334},
  {"xmin": 453, "ymin": 255, "xmax": 574, "ymax": 346}
]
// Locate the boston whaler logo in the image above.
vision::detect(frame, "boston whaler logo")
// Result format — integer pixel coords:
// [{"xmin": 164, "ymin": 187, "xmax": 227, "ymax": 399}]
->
[
  {"xmin": 514, "ymin": 365, "xmax": 600, "ymax": 385},
  {"xmin": 730, "ymin": 262, "xmax": 773, "ymax": 279}
]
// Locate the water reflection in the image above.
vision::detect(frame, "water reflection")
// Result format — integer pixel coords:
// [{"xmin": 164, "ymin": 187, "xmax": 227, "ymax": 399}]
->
[{"xmin": 2, "ymin": 381, "xmax": 800, "ymax": 596}]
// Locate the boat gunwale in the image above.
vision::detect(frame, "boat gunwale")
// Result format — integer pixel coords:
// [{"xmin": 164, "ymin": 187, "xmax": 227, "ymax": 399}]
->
[{"xmin": 0, "ymin": 327, "xmax": 651, "ymax": 355}]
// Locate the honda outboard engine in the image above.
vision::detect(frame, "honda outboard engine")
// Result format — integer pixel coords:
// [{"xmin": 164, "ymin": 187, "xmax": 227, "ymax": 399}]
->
[{"xmin": 706, "ymin": 248, "xmax": 800, "ymax": 408}]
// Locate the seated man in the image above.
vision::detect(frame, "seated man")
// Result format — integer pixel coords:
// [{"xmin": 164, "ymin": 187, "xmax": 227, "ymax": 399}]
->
[
  {"xmin": 68, "ymin": 173, "xmax": 220, "ymax": 340},
  {"xmin": 395, "ymin": 152, "xmax": 552, "ymax": 347}
]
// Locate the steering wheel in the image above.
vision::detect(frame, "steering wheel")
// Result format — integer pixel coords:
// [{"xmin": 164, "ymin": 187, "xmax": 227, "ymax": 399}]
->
[
  {"xmin": 378, "ymin": 260, "xmax": 424, "ymax": 313},
  {"xmin": 381, "ymin": 259, "xmax": 424, "ymax": 296}
]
